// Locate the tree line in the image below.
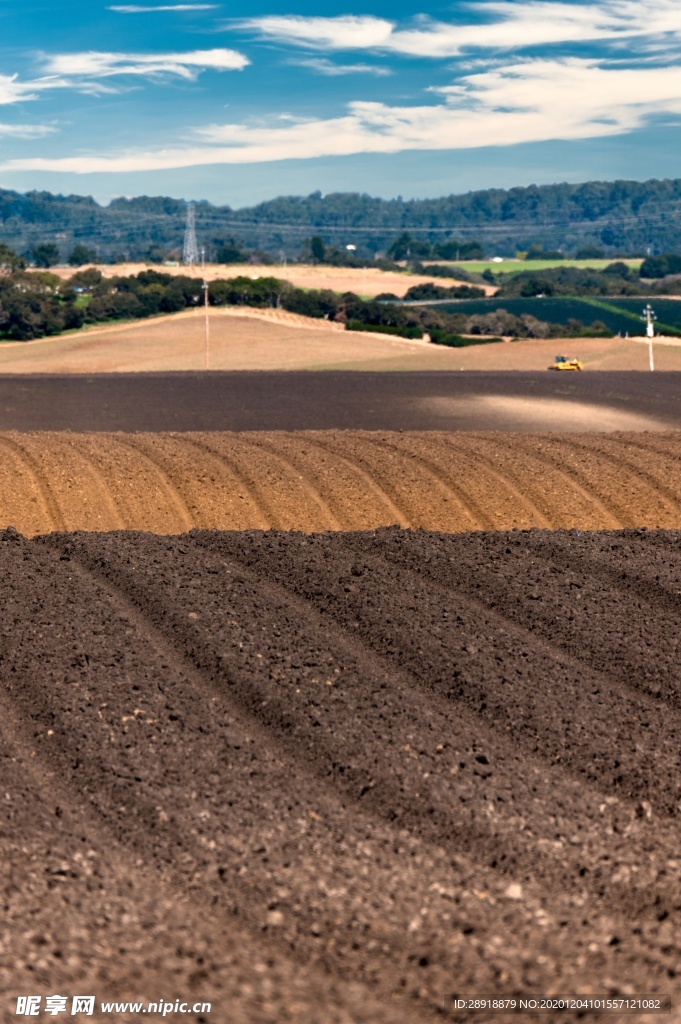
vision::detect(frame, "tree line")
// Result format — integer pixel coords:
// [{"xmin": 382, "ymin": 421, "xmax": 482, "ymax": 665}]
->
[
  {"xmin": 6, "ymin": 176, "xmax": 681, "ymax": 259},
  {"xmin": 0, "ymin": 262, "xmax": 614, "ymax": 343}
]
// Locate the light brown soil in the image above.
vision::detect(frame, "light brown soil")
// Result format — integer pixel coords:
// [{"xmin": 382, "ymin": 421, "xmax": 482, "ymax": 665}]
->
[
  {"xmin": 42, "ymin": 262, "xmax": 498, "ymax": 298},
  {"xmin": 2, "ymin": 430, "xmax": 681, "ymax": 536},
  {"xmin": 2, "ymin": 308, "xmax": 681, "ymax": 373}
]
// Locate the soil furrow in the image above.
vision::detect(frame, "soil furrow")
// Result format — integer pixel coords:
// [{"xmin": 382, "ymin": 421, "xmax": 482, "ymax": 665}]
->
[
  {"xmin": 219, "ymin": 530, "xmax": 681, "ymax": 819},
  {"xmin": 177, "ymin": 434, "xmax": 275, "ymax": 530},
  {"xmin": 486, "ymin": 435, "xmax": 627, "ymax": 529},
  {"xmin": 365, "ymin": 433, "xmax": 493, "ymax": 530},
  {"xmin": 0, "ymin": 435, "xmax": 67, "ymax": 531},
  {"xmin": 439, "ymin": 435, "xmax": 554, "ymax": 530},
  {"xmin": 301, "ymin": 434, "xmax": 410, "ymax": 527},
  {"xmin": 1, "ymin": 536, "xmax": 441, "ymax": 1021},
  {"xmin": 193, "ymin": 533, "xmax": 681, "ymax": 924},
  {"xmin": 0, "ymin": 431, "xmax": 680, "ymax": 534},
  {"xmin": 59, "ymin": 435, "xmax": 127, "ymax": 530},
  {"xmin": 556, "ymin": 436, "xmax": 681, "ymax": 526},
  {"xmin": 415, "ymin": 526, "xmax": 681, "ymax": 708},
  {"xmin": 83, "ymin": 528, "xmax": 663, "ymax": 913},
  {"xmin": 235, "ymin": 435, "xmax": 343, "ymax": 531},
  {"xmin": 186, "ymin": 435, "xmax": 282, "ymax": 529},
  {"xmin": 606, "ymin": 435, "xmax": 681, "ymax": 504},
  {"xmin": 113, "ymin": 435, "xmax": 194, "ymax": 533},
  {"xmin": 0, "ymin": 528, "xmax": 678, "ymax": 1019}
]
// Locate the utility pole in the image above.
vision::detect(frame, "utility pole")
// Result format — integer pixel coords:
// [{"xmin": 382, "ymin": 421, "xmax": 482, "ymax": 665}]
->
[
  {"xmin": 202, "ymin": 281, "xmax": 210, "ymax": 370},
  {"xmin": 642, "ymin": 304, "xmax": 657, "ymax": 372},
  {"xmin": 346, "ymin": 243, "xmax": 366, "ymax": 295}
]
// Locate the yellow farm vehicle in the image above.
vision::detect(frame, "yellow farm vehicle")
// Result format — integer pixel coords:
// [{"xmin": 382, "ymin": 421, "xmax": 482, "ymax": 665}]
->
[{"xmin": 549, "ymin": 355, "xmax": 583, "ymax": 371}]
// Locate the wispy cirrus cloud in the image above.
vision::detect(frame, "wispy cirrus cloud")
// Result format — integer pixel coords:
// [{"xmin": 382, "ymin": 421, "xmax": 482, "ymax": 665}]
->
[
  {"xmin": 0, "ymin": 48, "xmax": 247, "ymax": 112},
  {"xmin": 43, "ymin": 49, "xmax": 248, "ymax": 81},
  {"xmin": 0, "ymin": 72, "xmax": 72, "ymax": 106},
  {"xmin": 0, "ymin": 122, "xmax": 56, "ymax": 138},
  {"xmin": 240, "ymin": 15, "xmax": 394, "ymax": 52},
  {"xmin": 3, "ymin": 57, "xmax": 681, "ymax": 172},
  {"xmin": 239, "ymin": 0, "xmax": 681, "ymax": 58},
  {"xmin": 109, "ymin": 5, "xmax": 219, "ymax": 12},
  {"xmin": 292, "ymin": 57, "xmax": 391, "ymax": 77},
  {"xmin": 0, "ymin": 74, "xmax": 33, "ymax": 106}
]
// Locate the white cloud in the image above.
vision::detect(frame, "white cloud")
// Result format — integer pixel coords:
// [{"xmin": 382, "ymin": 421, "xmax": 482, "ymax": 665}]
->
[
  {"xmin": 43, "ymin": 49, "xmax": 248, "ymax": 81},
  {"xmin": 0, "ymin": 72, "xmax": 73, "ymax": 106},
  {"xmin": 3, "ymin": 58, "xmax": 681, "ymax": 173},
  {"xmin": 241, "ymin": 15, "xmax": 394, "ymax": 51},
  {"xmin": 0, "ymin": 48, "xmax": 247, "ymax": 110},
  {"xmin": 241, "ymin": 1, "xmax": 681, "ymax": 58},
  {"xmin": 0, "ymin": 123, "xmax": 56, "ymax": 138},
  {"xmin": 292, "ymin": 58, "xmax": 391, "ymax": 77},
  {"xmin": 0, "ymin": 75, "xmax": 30, "ymax": 105},
  {"xmin": 109, "ymin": 5, "xmax": 219, "ymax": 11}
]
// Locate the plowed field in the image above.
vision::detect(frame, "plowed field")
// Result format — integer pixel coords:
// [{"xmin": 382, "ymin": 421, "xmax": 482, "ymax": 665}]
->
[
  {"xmin": 0, "ymin": 527, "xmax": 678, "ymax": 1022},
  {"xmin": 1, "ymin": 431, "xmax": 681, "ymax": 536}
]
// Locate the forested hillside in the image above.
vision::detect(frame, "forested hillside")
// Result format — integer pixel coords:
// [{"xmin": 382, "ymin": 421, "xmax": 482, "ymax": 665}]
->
[{"xmin": 2, "ymin": 177, "xmax": 681, "ymax": 261}]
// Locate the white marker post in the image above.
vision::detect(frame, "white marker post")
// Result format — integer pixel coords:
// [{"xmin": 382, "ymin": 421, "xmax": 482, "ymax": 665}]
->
[
  {"xmin": 202, "ymin": 280, "xmax": 210, "ymax": 370},
  {"xmin": 642, "ymin": 304, "xmax": 657, "ymax": 372}
]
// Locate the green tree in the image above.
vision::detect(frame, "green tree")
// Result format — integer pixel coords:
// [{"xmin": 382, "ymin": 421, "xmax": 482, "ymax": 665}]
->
[
  {"xmin": 32, "ymin": 243, "xmax": 60, "ymax": 268},
  {"xmin": 68, "ymin": 244, "xmax": 97, "ymax": 266},
  {"xmin": 434, "ymin": 239, "xmax": 484, "ymax": 260},
  {"xmin": 640, "ymin": 254, "xmax": 681, "ymax": 278},
  {"xmin": 310, "ymin": 235, "xmax": 326, "ymax": 263},
  {"xmin": 65, "ymin": 268, "xmax": 104, "ymax": 290},
  {"xmin": 215, "ymin": 238, "xmax": 246, "ymax": 264},
  {"xmin": 603, "ymin": 261, "xmax": 631, "ymax": 279},
  {"xmin": 0, "ymin": 243, "xmax": 25, "ymax": 274},
  {"xmin": 387, "ymin": 232, "xmax": 431, "ymax": 261}
]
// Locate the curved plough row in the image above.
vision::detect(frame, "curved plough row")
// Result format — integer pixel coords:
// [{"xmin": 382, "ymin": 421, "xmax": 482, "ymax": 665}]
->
[{"xmin": 0, "ymin": 430, "xmax": 681, "ymax": 535}]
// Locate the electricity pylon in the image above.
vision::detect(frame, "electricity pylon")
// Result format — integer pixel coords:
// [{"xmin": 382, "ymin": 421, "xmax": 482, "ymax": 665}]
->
[{"xmin": 183, "ymin": 202, "xmax": 200, "ymax": 266}]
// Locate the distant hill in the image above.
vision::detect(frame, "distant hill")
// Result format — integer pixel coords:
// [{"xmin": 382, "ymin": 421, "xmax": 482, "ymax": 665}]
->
[{"xmin": 2, "ymin": 177, "xmax": 681, "ymax": 261}]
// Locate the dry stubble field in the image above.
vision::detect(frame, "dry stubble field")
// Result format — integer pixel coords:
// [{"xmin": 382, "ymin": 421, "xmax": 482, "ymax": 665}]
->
[
  {"xmin": 2, "ymin": 307, "xmax": 681, "ymax": 373},
  {"xmin": 46, "ymin": 261, "xmax": 499, "ymax": 299}
]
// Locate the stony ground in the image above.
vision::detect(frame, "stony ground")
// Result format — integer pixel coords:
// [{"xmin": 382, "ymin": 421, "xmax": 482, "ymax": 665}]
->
[{"xmin": 0, "ymin": 526, "xmax": 678, "ymax": 1023}]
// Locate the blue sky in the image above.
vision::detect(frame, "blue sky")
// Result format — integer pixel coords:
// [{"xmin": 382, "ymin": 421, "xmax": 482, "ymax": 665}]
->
[{"xmin": 1, "ymin": 0, "xmax": 681, "ymax": 206}]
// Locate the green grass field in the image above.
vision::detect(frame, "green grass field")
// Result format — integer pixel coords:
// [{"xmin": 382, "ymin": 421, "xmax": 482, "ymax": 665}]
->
[{"xmin": 432, "ymin": 258, "xmax": 644, "ymax": 276}]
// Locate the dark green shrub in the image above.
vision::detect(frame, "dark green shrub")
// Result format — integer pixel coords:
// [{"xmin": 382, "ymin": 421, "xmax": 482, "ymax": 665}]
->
[
  {"xmin": 430, "ymin": 330, "xmax": 503, "ymax": 347},
  {"xmin": 346, "ymin": 321, "xmax": 423, "ymax": 339}
]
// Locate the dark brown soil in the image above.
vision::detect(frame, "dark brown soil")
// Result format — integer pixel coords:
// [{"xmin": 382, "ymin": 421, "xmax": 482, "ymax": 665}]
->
[
  {"xmin": 0, "ymin": 371, "xmax": 680, "ymax": 431},
  {"xmin": 0, "ymin": 526, "xmax": 678, "ymax": 1022}
]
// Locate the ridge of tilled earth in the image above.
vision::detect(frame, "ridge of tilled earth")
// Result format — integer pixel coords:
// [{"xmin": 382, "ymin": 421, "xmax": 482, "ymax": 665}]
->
[
  {"xmin": 1, "ymin": 430, "xmax": 681, "ymax": 536},
  {"xmin": 0, "ymin": 526, "xmax": 679, "ymax": 1023}
]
